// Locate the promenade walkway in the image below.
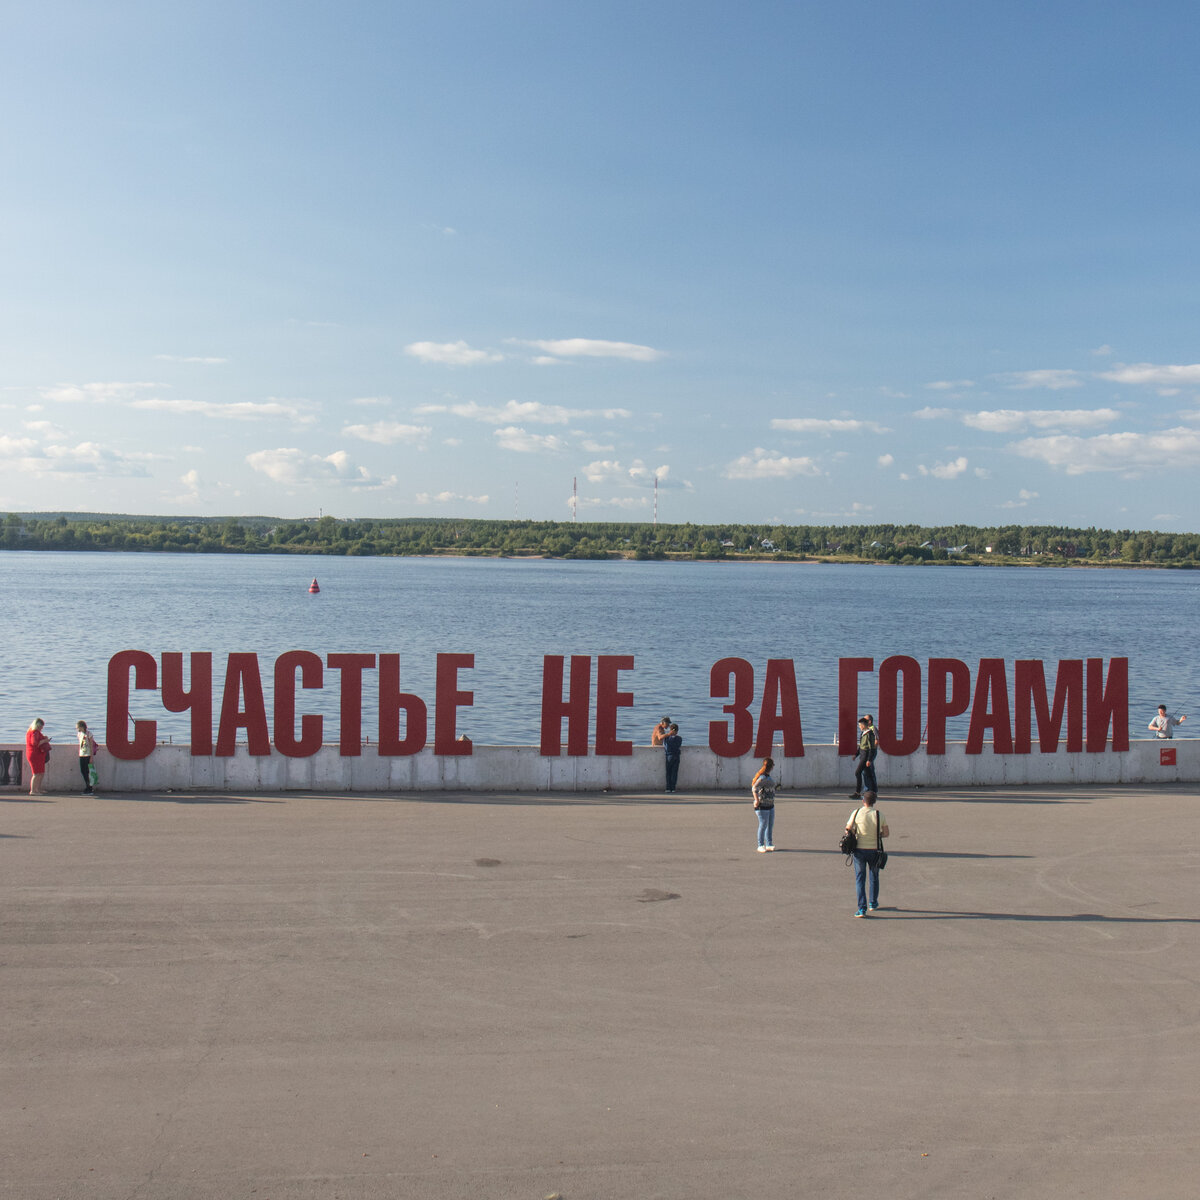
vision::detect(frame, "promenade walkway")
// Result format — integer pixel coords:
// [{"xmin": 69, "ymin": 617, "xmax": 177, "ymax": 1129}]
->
[{"xmin": 2, "ymin": 784, "xmax": 1197, "ymax": 1199}]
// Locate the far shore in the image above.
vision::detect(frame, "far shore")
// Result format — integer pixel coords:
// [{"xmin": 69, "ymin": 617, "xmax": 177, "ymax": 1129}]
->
[
  {"xmin": 7, "ymin": 515, "xmax": 1195, "ymax": 568},
  {"xmin": 1, "ymin": 546, "xmax": 1191, "ymax": 569}
]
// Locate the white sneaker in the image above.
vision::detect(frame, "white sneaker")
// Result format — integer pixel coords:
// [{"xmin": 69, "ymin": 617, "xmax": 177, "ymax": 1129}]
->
[
  {"xmin": 757, "ymin": 846, "xmax": 768, "ymax": 853},
  {"xmin": 765, "ymin": 845, "xmax": 775, "ymax": 851}
]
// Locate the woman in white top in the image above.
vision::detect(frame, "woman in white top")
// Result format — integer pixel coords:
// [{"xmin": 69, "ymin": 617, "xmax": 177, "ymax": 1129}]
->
[
  {"xmin": 845, "ymin": 791, "xmax": 888, "ymax": 916},
  {"xmin": 76, "ymin": 720, "xmax": 97, "ymax": 794}
]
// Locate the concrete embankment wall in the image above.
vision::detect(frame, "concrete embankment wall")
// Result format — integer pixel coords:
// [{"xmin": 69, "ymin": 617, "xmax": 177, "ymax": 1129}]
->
[{"xmin": 3, "ymin": 740, "xmax": 1194, "ymax": 792}]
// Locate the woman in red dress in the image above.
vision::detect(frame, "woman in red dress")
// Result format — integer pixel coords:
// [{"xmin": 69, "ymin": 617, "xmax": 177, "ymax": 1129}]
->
[{"xmin": 25, "ymin": 718, "xmax": 50, "ymax": 795}]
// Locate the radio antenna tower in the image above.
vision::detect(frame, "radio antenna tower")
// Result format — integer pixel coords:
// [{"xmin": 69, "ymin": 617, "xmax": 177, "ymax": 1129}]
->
[
  {"xmin": 572, "ymin": 476, "xmax": 577, "ymax": 522},
  {"xmin": 514, "ymin": 481, "xmax": 519, "ymax": 520},
  {"xmin": 654, "ymin": 475, "xmax": 658, "ymax": 527}
]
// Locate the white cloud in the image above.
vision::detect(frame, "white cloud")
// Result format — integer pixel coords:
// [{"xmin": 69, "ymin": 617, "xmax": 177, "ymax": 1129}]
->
[
  {"xmin": 582, "ymin": 459, "xmax": 681, "ymax": 490},
  {"xmin": 1000, "ymin": 488, "xmax": 1040, "ymax": 509},
  {"xmin": 341, "ymin": 421, "xmax": 432, "ymax": 445},
  {"xmin": 42, "ymin": 442, "xmax": 155, "ymax": 476},
  {"xmin": 627, "ymin": 460, "xmax": 671, "ymax": 486},
  {"xmin": 1098, "ymin": 362, "xmax": 1200, "ymax": 387},
  {"xmin": 404, "ymin": 340, "xmax": 504, "ymax": 366},
  {"xmin": 168, "ymin": 468, "xmax": 206, "ymax": 504},
  {"xmin": 516, "ymin": 338, "xmax": 664, "ymax": 362},
  {"xmin": 877, "ymin": 453, "xmax": 894, "ymax": 468},
  {"xmin": 723, "ymin": 448, "xmax": 822, "ymax": 480},
  {"xmin": 962, "ymin": 410, "xmax": 1037, "ymax": 434},
  {"xmin": 576, "ymin": 494, "xmax": 651, "ymax": 511},
  {"xmin": 926, "ymin": 380, "xmax": 975, "ymax": 391},
  {"xmin": 912, "ymin": 406, "xmax": 957, "ymax": 420},
  {"xmin": 131, "ymin": 397, "xmax": 317, "ymax": 422},
  {"xmin": 997, "ymin": 369, "xmax": 1083, "ymax": 390},
  {"xmin": 1010, "ymin": 427, "xmax": 1200, "ymax": 474},
  {"xmin": 0, "ymin": 434, "xmax": 39, "ymax": 455},
  {"xmin": 769, "ymin": 417, "xmax": 890, "ymax": 434},
  {"xmin": 245, "ymin": 447, "xmax": 398, "ymax": 489},
  {"xmin": 40, "ymin": 381, "xmax": 159, "ymax": 403},
  {"xmin": 583, "ymin": 459, "xmax": 628, "ymax": 484},
  {"xmin": 962, "ymin": 407, "xmax": 1120, "ymax": 433},
  {"xmin": 416, "ymin": 400, "xmax": 631, "ymax": 425},
  {"xmin": 415, "ymin": 491, "xmax": 489, "ymax": 505},
  {"xmin": 492, "ymin": 426, "xmax": 567, "ymax": 453},
  {"xmin": 918, "ymin": 456, "xmax": 969, "ymax": 480},
  {"xmin": 4, "ymin": 431, "xmax": 160, "ymax": 478},
  {"xmin": 1092, "ymin": 345, "xmax": 1114, "ymax": 357},
  {"xmin": 480, "ymin": 400, "xmax": 574, "ymax": 424}
]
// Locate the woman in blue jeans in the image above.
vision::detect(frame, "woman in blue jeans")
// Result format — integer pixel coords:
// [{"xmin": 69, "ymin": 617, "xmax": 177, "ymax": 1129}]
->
[
  {"xmin": 751, "ymin": 757, "xmax": 776, "ymax": 852},
  {"xmin": 845, "ymin": 791, "xmax": 889, "ymax": 916}
]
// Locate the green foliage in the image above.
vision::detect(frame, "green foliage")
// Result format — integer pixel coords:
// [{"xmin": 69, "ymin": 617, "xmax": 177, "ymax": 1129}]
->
[{"xmin": 2, "ymin": 513, "xmax": 1198, "ymax": 567}]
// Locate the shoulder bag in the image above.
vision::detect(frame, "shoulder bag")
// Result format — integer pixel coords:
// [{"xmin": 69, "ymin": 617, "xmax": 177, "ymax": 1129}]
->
[{"xmin": 839, "ymin": 814, "xmax": 857, "ymax": 859}]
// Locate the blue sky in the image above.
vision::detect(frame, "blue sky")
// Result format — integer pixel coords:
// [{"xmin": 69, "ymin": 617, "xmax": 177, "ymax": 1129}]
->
[{"xmin": 2, "ymin": 1, "xmax": 1198, "ymax": 528}]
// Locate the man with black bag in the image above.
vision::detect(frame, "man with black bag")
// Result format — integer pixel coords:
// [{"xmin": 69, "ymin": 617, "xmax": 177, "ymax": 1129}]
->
[{"xmin": 844, "ymin": 791, "xmax": 889, "ymax": 917}]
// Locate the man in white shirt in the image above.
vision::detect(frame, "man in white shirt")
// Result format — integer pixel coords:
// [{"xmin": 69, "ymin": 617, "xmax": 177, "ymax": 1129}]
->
[{"xmin": 1149, "ymin": 705, "xmax": 1187, "ymax": 738}]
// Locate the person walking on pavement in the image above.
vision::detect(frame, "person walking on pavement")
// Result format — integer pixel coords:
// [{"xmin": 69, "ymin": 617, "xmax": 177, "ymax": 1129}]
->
[
  {"xmin": 850, "ymin": 716, "xmax": 877, "ymax": 798},
  {"xmin": 845, "ymin": 790, "xmax": 889, "ymax": 917}
]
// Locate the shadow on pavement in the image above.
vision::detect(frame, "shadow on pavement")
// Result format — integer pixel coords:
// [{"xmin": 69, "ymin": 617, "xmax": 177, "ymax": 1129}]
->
[
  {"xmin": 105, "ymin": 795, "xmax": 286, "ymax": 806},
  {"xmin": 884, "ymin": 908, "xmax": 1200, "ymax": 924}
]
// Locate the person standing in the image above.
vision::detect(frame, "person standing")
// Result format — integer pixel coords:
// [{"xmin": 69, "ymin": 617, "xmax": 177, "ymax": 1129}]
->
[
  {"xmin": 25, "ymin": 718, "xmax": 51, "ymax": 796},
  {"xmin": 863, "ymin": 713, "xmax": 880, "ymax": 793},
  {"xmin": 845, "ymin": 790, "xmax": 889, "ymax": 917},
  {"xmin": 849, "ymin": 716, "xmax": 877, "ymax": 798},
  {"xmin": 1149, "ymin": 705, "xmax": 1187, "ymax": 738},
  {"xmin": 662, "ymin": 723, "xmax": 682, "ymax": 792},
  {"xmin": 76, "ymin": 720, "xmax": 97, "ymax": 794},
  {"xmin": 651, "ymin": 716, "xmax": 671, "ymax": 746},
  {"xmin": 751, "ymin": 757, "xmax": 776, "ymax": 852}
]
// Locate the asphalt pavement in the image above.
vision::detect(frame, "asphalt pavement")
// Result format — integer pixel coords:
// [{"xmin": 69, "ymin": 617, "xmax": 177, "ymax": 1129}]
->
[{"xmin": 2, "ymin": 783, "xmax": 1197, "ymax": 1199}]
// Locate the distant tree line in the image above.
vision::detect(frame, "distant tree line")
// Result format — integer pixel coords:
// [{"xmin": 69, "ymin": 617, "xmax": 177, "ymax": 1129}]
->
[{"xmin": 3, "ymin": 512, "xmax": 1199, "ymax": 566}]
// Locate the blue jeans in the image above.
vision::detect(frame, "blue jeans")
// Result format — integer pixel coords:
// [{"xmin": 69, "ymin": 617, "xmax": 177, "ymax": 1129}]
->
[
  {"xmin": 756, "ymin": 807, "xmax": 775, "ymax": 847},
  {"xmin": 853, "ymin": 849, "xmax": 881, "ymax": 910},
  {"xmin": 665, "ymin": 757, "xmax": 680, "ymax": 791}
]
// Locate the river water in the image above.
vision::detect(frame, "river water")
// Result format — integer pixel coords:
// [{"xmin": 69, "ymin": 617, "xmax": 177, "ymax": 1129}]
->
[{"xmin": 1, "ymin": 552, "xmax": 1195, "ymax": 748}]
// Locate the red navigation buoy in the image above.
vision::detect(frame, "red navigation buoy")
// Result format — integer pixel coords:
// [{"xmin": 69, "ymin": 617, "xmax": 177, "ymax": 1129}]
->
[{"xmin": 308, "ymin": 578, "xmax": 320, "ymax": 593}]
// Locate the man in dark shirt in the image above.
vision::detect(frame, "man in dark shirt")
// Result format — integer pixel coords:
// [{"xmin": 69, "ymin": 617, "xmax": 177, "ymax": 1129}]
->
[{"xmin": 663, "ymin": 723, "xmax": 683, "ymax": 792}]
